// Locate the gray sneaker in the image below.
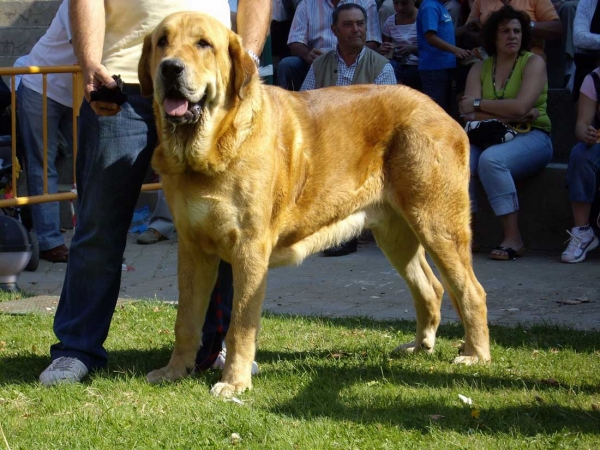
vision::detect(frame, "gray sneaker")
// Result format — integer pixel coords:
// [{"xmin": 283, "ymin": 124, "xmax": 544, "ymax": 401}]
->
[
  {"xmin": 39, "ymin": 357, "xmax": 89, "ymax": 386},
  {"xmin": 136, "ymin": 228, "xmax": 168, "ymax": 245}
]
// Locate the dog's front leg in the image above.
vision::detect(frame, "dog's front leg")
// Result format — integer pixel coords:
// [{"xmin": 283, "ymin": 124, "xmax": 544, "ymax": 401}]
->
[
  {"xmin": 147, "ymin": 246, "xmax": 220, "ymax": 384},
  {"xmin": 210, "ymin": 250, "xmax": 268, "ymax": 397}
]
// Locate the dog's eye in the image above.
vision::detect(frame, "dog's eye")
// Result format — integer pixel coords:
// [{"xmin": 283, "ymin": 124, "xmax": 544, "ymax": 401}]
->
[
  {"xmin": 196, "ymin": 40, "xmax": 211, "ymax": 49},
  {"xmin": 157, "ymin": 36, "xmax": 168, "ymax": 47}
]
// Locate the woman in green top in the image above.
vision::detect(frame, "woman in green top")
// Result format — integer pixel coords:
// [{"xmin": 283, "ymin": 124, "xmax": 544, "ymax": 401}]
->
[{"xmin": 459, "ymin": 5, "xmax": 553, "ymax": 261}]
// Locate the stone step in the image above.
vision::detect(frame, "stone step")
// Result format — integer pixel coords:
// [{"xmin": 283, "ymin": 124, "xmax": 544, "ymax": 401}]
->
[{"xmin": 473, "ymin": 163, "xmax": 600, "ymax": 252}]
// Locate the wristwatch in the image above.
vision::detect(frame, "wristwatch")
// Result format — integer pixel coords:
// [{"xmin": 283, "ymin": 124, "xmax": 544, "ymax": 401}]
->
[
  {"xmin": 473, "ymin": 98, "xmax": 481, "ymax": 112},
  {"xmin": 246, "ymin": 49, "xmax": 261, "ymax": 67}
]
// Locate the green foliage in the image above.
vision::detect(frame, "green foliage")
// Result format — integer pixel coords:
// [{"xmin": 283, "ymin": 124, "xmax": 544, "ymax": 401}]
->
[{"xmin": 1, "ymin": 303, "xmax": 599, "ymax": 449}]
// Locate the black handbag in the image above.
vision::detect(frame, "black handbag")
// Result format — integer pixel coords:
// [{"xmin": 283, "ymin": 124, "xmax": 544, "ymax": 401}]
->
[{"xmin": 464, "ymin": 120, "xmax": 517, "ymax": 149}]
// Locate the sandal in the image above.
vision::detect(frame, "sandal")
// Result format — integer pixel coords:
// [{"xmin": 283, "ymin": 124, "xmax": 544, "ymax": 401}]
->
[{"xmin": 489, "ymin": 245, "xmax": 526, "ymax": 261}]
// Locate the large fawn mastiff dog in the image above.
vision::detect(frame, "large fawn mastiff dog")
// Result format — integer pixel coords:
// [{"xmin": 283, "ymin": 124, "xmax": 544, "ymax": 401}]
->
[{"xmin": 138, "ymin": 12, "xmax": 490, "ymax": 397}]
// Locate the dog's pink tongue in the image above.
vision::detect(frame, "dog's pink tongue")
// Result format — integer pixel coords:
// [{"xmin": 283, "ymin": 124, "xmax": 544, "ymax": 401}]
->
[{"xmin": 164, "ymin": 98, "xmax": 188, "ymax": 116}]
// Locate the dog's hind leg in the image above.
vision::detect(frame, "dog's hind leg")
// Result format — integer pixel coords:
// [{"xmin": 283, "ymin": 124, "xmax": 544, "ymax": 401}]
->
[
  {"xmin": 406, "ymin": 212, "xmax": 491, "ymax": 365},
  {"xmin": 371, "ymin": 210, "xmax": 444, "ymax": 355},
  {"xmin": 147, "ymin": 246, "xmax": 220, "ymax": 384},
  {"xmin": 210, "ymin": 246, "xmax": 269, "ymax": 397}
]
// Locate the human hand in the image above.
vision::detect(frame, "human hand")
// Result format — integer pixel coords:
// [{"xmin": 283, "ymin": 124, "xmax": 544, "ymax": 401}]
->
[
  {"xmin": 459, "ymin": 95, "xmax": 476, "ymax": 115},
  {"xmin": 398, "ymin": 44, "xmax": 417, "ymax": 56},
  {"xmin": 306, "ymin": 48, "xmax": 325, "ymax": 64},
  {"xmin": 454, "ymin": 47, "xmax": 472, "ymax": 60},
  {"xmin": 584, "ymin": 125, "xmax": 599, "ymax": 146},
  {"xmin": 82, "ymin": 63, "xmax": 121, "ymax": 116},
  {"xmin": 525, "ymin": 108, "xmax": 540, "ymax": 122},
  {"xmin": 378, "ymin": 42, "xmax": 394, "ymax": 55}
]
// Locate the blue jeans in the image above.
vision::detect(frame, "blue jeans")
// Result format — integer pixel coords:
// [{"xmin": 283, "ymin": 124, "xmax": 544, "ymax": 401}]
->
[
  {"xmin": 276, "ymin": 56, "xmax": 309, "ymax": 91},
  {"xmin": 565, "ymin": 141, "xmax": 600, "ymax": 203},
  {"xmin": 470, "ymin": 129, "xmax": 553, "ymax": 216},
  {"xmin": 419, "ymin": 69, "xmax": 452, "ymax": 112},
  {"xmin": 51, "ymin": 88, "xmax": 233, "ymax": 370},
  {"xmin": 17, "ymin": 84, "xmax": 73, "ymax": 251}
]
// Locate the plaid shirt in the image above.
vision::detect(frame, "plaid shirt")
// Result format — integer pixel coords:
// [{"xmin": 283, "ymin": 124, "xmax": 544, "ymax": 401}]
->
[
  {"xmin": 300, "ymin": 47, "xmax": 397, "ymax": 90},
  {"xmin": 288, "ymin": 0, "xmax": 381, "ymax": 50}
]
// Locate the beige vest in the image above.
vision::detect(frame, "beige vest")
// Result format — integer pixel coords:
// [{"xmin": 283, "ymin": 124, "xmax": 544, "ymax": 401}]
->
[{"xmin": 312, "ymin": 47, "xmax": 389, "ymax": 88}]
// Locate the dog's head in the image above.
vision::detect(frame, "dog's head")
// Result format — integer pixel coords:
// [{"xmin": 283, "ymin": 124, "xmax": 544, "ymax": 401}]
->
[{"xmin": 138, "ymin": 12, "xmax": 256, "ymax": 126}]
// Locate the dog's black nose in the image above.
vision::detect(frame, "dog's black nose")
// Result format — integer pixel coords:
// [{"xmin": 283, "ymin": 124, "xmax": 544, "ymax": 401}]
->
[{"xmin": 161, "ymin": 59, "xmax": 185, "ymax": 80}]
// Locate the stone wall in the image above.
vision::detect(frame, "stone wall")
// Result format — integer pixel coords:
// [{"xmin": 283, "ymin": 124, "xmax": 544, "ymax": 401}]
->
[{"xmin": 0, "ymin": 0, "xmax": 61, "ymax": 68}]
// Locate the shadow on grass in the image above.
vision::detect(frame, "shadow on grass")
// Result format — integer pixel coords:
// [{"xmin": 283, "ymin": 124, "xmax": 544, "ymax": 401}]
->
[
  {"xmin": 2, "ymin": 347, "xmax": 598, "ymax": 438},
  {"xmin": 1, "ymin": 313, "xmax": 598, "ymax": 437},
  {"xmin": 263, "ymin": 312, "xmax": 600, "ymax": 354}
]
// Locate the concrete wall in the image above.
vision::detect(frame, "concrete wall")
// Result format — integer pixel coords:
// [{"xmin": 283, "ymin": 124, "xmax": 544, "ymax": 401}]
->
[{"xmin": 0, "ymin": 0, "xmax": 61, "ymax": 68}]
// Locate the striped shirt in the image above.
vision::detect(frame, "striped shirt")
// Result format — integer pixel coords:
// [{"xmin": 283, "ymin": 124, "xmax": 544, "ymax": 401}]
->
[
  {"xmin": 300, "ymin": 47, "xmax": 397, "ymax": 90},
  {"xmin": 288, "ymin": 0, "xmax": 381, "ymax": 51}
]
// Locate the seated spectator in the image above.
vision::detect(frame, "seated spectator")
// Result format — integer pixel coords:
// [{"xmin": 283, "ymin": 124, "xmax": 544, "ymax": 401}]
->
[
  {"xmin": 460, "ymin": 0, "xmax": 562, "ymax": 59},
  {"xmin": 277, "ymin": 0, "xmax": 381, "ymax": 91},
  {"xmin": 417, "ymin": 0, "xmax": 471, "ymax": 112},
  {"xmin": 301, "ymin": 3, "xmax": 396, "ymax": 256},
  {"xmin": 378, "ymin": 0, "xmax": 422, "ymax": 89},
  {"xmin": 572, "ymin": 0, "xmax": 600, "ymax": 100},
  {"xmin": 562, "ymin": 64, "xmax": 600, "ymax": 263},
  {"xmin": 459, "ymin": 5, "xmax": 553, "ymax": 260},
  {"xmin": 17, "ymin": 0, "xmax": 76, "ymax": 263}
]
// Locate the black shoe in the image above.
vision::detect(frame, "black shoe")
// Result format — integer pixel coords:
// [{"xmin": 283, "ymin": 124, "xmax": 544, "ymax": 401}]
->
[{"xmin": 323, "ymin": 238, "xmax": 358, "ymax": 257}]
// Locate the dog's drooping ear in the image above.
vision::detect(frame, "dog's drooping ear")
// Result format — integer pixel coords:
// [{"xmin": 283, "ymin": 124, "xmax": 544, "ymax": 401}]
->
[
  {"xmin": 228, "ymin": 30, "xmax": 257, "ymax": 100},
  {"xmin": 138, "ymin": 33, "xmax": 154, "ymax": 97}
]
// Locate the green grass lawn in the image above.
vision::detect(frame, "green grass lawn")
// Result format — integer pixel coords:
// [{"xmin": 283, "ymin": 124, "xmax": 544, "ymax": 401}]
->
[{"xmin": 1, "ymin": 299, "xmax": 599, "ymax": 449}]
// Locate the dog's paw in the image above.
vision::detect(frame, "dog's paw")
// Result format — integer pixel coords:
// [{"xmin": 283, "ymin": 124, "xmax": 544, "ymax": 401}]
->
[
  {"xmin": 146, "ymin": 365, "xmax": 189, "ymax": 384},
  {"xmin": 453, "ymin": 355, "xmax": 480, "ymax": 365},
  {"xmin": 392, "ymin": 341, "xmax": 434, "ymax": 354},
  {"xmin": 210, "ymin": 381, "xmax": 248, "ymax": 398},
  {"xmin": 455, "ymin": 340, "xmax": 491, "ymax": 364}
]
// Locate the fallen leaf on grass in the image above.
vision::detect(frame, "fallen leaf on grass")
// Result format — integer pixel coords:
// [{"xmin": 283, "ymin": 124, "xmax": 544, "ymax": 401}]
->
[
  {"xmin": 470, "ymin": 408, "xmax": 481, "ymax": 419},
  {"xmin": 328, "ymin": 352, "xmax": 350, "ymax": 359},
  {"xmin": 592, "ymin": 403, "xmax": 599, "ymax": 412},
  {"xmin": 541, "ymin": 378, "xmax": 559, "ymax": 386},
  {"xmin": 458, "ymin": 394, "xmax": 473, "ymax": 405},
  {"xmin": 427, "ymin": 414, "xmax": 445, "ymax": 420}
]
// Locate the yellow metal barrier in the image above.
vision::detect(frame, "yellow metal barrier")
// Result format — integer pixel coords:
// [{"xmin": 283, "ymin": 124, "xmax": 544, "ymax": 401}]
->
[{"xmin": 0, "ymin": 65, "xmax": 161, "ymax": 210}]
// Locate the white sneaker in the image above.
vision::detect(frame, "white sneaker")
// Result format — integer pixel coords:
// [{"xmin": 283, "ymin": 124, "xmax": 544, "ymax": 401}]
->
[
  {"xmin": 561, "ymin": 227, "xmax": 599, "ymax": 263},
  {"xmin": 211, "ymin": 348, "xmax": 259, "ymax": 375},
  {"xmin": 39, "ymin": 356, "xmax": 89, "ymax": 386}
]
